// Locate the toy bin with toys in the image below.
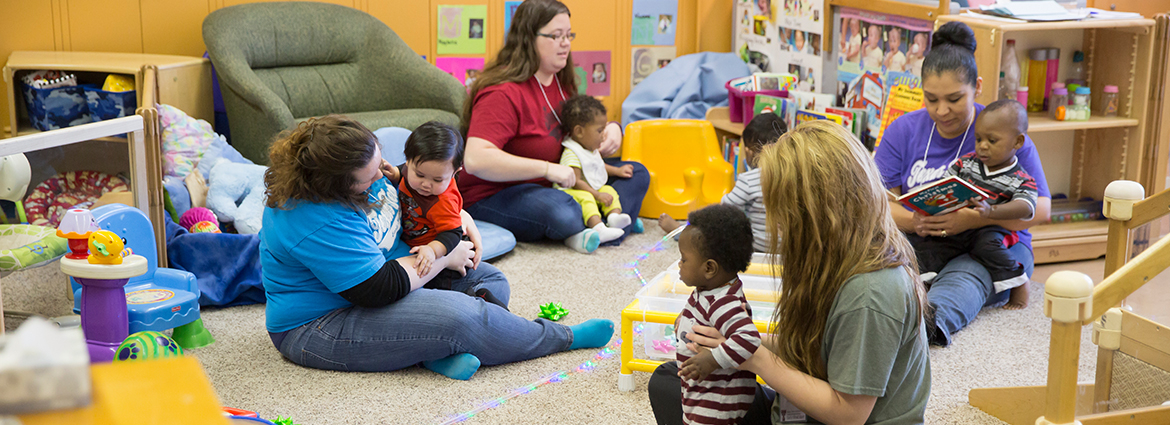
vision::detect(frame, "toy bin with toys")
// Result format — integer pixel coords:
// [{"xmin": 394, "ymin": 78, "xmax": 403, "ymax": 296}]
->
[{"xmin": 619, "ymin": 253, "xmax": 780, "ymax": 391}]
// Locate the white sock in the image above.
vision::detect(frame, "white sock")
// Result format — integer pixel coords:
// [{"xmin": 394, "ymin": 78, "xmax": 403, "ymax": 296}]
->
[
  {"xmin": 564, "ymin": 228, "xmax": 599, "ymax": 254},
  {"xmin": 606, "ymin": 212, "xmax": 632, "ymax": 229},
  {"xmin": 592, "ymin": 223, "xmax": 625, "ymax": 243}
]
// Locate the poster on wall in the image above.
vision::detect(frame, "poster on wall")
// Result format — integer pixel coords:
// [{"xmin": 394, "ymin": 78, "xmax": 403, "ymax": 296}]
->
[
  {"xmin": 632, "ymin": 0, "xmax": 677, "ymax": 46},
  {"xmin": 732, "ymin": 0, "xmax": 824, "ymax": 92},
  {"xmin": 631, "ymin": 46, "xmax": 677, "ymax": 90},
  {"xmin": 435, "ymin": 57, "xmax": 485, "ymax": 88},
  {"xmin": 835, "ymin": 7, "xmax": 932, "ymax": 144},
  {"xmin": 504, "ymin": 1, "xmax": 522, "ymax": 41},
  {"xmin": 572, "ymin": 50, "xmax": 611, "ymax": 96},
  {"xmin": 437, "ymin": 5, "xmax": 487, "ymax": 55}
]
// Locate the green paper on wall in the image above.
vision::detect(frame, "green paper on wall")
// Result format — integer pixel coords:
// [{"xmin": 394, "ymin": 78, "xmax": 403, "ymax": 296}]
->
[
  {"xmin": 438, "ymin": 5, "xmax": 487, "ymax": 55},
  {"xmin": 632, "ymin": 15, "xmax": 655, "ymax": 45}
]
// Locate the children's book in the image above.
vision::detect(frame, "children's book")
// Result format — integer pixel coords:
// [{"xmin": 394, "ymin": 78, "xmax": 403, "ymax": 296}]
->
[
  {"xmin": 795, "ymin": 109, "xmax": 845, "ymax": 127},
  {"xmin": 789, "ymin": 91, "xmax": 836, "ymax": 112},
  {"xmin": 898, "ymin": 176, "xmax": 991, "ymax": 216},
  {"xmin": 753, "ymin": 94, "xmax": 797, "ymax": 129},
  {"xmin": 752, "ymin": 73, "xmax": 798, "ymax": 91},
  {"xmin": 876, "ymin": 85, "xmax": 925, "ymax": 148},
  {"xmin": 824, "ymin": 107, "xmax": 855, "ymax": 132}
]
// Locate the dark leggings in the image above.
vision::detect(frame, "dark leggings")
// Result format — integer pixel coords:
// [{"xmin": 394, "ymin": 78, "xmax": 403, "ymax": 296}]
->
[{"xmin": 647, "ymin": 362, "xmax": 776, "ymax": 425}]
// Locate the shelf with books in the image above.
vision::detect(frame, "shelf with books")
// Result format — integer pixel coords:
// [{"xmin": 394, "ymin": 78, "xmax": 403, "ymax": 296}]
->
[{"xmin": 1026, "ymin": 113, "xmax": 1139, "ymax": 133}]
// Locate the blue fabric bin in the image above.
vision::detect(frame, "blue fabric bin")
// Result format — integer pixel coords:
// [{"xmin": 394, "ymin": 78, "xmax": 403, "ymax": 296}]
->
[
  {"xmin": 20, "ymin": 83, "xmax": 91, "ymax": 131},
  {"xmin": 84, "ymin": 86, "xmax": 137, "ymax": 122}
]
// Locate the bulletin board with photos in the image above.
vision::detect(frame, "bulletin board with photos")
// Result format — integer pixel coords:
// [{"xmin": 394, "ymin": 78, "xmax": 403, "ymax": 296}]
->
[{"xmin": 733, "ymin": 0, "xmax": 826, "ymax": 92}]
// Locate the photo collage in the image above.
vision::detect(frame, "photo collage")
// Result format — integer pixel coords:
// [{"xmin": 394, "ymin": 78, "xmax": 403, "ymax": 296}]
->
[{"xmin": 735, "ymin": 0, "xmax": 824, "ymax": 92}]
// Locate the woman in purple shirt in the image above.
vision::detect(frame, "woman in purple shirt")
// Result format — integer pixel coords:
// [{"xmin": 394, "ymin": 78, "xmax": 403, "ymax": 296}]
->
[{"xmin": 874, "ymin": 21, "xmax": 1051, "ymax": 346}]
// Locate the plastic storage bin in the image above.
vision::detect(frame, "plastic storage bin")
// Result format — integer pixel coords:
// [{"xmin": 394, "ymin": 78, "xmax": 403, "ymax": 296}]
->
[
  {"xmin": 634, "ymin": 253, "xmax": 780, "ymax": 360},
  {"xmin": 19, "ymin": 83, "xmax": 91, "ymax": 131},
  {"xmin": 84, "ymin": 86, "xmax": 136, "ymax": 122},
  {"xmin": 725, "ymin": 80, "xmax": 786, "ymax": 123}
]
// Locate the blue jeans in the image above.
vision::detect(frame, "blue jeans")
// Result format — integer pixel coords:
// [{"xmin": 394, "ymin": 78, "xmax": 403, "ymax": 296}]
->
[
  {"xmin": 276, "ymin": 263, "xmax": 573, "ymax": 371},
  {"xmin": 928, "ymin": 242, "xmax": 1034, "ymax": 346},
  {"xmin": 466, "ymin": 159, "xmax": 649, "ymax": 244}
]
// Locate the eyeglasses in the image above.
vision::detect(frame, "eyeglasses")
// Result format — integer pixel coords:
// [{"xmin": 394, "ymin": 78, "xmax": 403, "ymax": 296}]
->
[{"xmin": 537, "ymin": 32, "xmax": 576, "ymax": 42}]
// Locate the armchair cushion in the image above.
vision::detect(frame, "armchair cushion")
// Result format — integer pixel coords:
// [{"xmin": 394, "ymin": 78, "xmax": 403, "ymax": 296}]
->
[{"xmin": 203, "ymin": 2, "xmax": 467, "ymax": 164}]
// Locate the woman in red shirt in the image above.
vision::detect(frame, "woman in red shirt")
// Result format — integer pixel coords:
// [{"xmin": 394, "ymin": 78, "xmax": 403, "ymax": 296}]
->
[{"xmin": 459, "ymin": 0, "xmax": 649, "ymax": 254}]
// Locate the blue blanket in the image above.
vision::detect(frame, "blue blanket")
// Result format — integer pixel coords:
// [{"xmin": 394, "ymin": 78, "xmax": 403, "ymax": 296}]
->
[
  {"xmin": 165, "ymin": 215, "xmax": 265, "ymax": 307},
  {"xmin": 621, "ymin": 52, "xmax": 751, "ymax": 126}
]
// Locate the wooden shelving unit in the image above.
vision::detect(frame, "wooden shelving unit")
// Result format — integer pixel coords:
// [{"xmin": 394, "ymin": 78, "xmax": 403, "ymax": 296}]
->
[{"xmin": 937, "ymin": 15, "xmax": 1164, "ymax": 264}]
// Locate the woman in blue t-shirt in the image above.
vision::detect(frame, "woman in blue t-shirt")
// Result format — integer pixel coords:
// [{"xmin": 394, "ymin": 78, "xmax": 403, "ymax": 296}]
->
[
  {"xmin": 874, "ymin": 21, "xmax": 1051, "ymax": 346},
  {"xmin": 259, "ymin": 115, "xmax": 614, "ymax": 380}
]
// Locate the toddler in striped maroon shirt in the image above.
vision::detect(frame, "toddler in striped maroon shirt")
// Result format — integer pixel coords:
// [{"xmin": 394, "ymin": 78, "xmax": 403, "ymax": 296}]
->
[{"xmin": 674, "ymin": 204, "xmax": 761, "ymax": 425}]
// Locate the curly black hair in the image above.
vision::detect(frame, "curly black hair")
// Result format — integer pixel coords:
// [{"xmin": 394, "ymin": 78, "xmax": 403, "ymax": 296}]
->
[
  {"xmin": 686, "ymin": 204, "xmax": 754, "ymax": 273},
  {"xmin": 742, "ymin": 112, "xmax": 788, "ymax": 153},
  {"xmin": 560, "ymin": 94, "xmax": 607, "ymax": 136}
]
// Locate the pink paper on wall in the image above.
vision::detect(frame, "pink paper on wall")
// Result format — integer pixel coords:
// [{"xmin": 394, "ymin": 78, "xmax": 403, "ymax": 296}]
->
[
  {"xmin": 435, "ymin": 57, "xmax": 486, "ymax": 87},
  {"xmin": 572, "ymin": 50, "xmax": 611, "ymax": 97}
]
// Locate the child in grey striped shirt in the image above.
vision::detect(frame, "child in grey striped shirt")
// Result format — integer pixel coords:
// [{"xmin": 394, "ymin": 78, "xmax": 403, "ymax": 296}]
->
[{"xmin": 659, "ymin": 113, "xmax": 788, "ymax": 251}]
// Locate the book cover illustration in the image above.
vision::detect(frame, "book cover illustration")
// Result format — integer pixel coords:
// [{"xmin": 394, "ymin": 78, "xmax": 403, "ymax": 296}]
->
[{"xmin": 898, "ymin": 176, "xmax": 990, "ymax": 216}]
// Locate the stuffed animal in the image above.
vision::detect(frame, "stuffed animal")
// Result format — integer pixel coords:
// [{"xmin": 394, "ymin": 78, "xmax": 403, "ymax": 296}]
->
[{"xmin": 206, "ymin": 159, "xmax": 267, "ymax": 234}]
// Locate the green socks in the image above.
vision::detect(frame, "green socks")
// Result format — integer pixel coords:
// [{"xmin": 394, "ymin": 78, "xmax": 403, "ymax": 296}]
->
[
  {"xmin": 423, "ymin": 353, "xmax": 481, "ymax": 381},
  {"xmin": 568, "ymin": 319, "xmax": 615, "ymax": 350}
]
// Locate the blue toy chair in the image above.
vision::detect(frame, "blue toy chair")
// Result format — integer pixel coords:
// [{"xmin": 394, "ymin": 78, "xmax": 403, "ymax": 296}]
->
[{"xmin": 72, "ymin": 204, "xmax": 214, "ymax": 349}]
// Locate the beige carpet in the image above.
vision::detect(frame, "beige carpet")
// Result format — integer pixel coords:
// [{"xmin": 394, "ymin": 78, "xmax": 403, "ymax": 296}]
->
[{"xmin": 1, "ymin": 221, "xmax": 1121, "ymax": 424}]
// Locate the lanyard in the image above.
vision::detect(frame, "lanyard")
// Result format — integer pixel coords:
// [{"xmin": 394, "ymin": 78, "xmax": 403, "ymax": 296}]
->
[
  {"xmin": 922, "ymin": 114, "xmax": 974, "ymax": 166},
  {"xmin": 535, "ymin": 74, "xmax": 567, "ymax": 124}
]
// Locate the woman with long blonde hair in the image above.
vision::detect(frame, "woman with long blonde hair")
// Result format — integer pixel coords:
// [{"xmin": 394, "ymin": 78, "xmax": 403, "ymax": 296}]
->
[
  {"xmin": 648, "ymin": 121, "xmax": 930, "ymax": 424},
  {"xmin": 457, "ymin": 0, "xmax": 649, "ymax": 254}
]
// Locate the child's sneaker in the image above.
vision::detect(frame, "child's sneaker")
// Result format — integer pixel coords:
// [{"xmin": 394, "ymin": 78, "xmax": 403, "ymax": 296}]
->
[{"xmin": 564, "ymin": 228, "xmax": 600, "ymax": 254}]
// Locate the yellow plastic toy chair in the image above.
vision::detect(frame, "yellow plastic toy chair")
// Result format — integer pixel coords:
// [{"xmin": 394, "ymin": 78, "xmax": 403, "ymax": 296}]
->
[{"xmin": 621, "ymin": 120, "xmax": 734, "ymax": 220}]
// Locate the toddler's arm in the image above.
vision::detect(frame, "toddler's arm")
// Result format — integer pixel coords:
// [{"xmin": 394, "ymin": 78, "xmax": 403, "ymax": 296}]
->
[
  {"xmin": 680, "ymin": 296, "xmax": 760, "ymax": 381},
  {"xmin": 605, "ymin": 163, "xmax": 634, "ymax": 178},
  {"xmin": 971, "ymin": 198, "xmax": 1033, "ymax": 221},
  {"xmin": 721, "ymin": 173, "xmax": 756, "ymax": 209},
  {"xmin": 380, "ymin": 160, "xmax": 400, "ymax": 185}
]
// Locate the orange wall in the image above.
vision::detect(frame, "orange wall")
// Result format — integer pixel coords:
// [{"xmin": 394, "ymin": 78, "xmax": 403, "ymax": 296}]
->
[{"xmin": 0, "ymin": 0, "xmax": 733, "ymax": 132}]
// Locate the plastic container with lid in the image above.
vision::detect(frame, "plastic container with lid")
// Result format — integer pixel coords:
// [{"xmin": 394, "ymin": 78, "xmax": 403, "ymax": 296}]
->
[
  {"xmin": 1045, "ymin": 48, "xmax": 1060, "ymax": 109},
  {"xmin": 1016, "ymin": 87, "xmax": 1029, "ymax": 108},
  {"xmin": 1100, "ymin": 85, "xmax": 1119, "ymax": 117},
  {"xmin": 1068, "ymin": 86, "xmax": 1091, "ymax": 121},
  {"xmin": 1050, "ymin": 87, "xmax": 1069, "ymax": 120}
]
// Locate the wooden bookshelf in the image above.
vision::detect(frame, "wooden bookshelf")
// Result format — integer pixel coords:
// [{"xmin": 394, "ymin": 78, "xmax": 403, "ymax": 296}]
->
[{"xmin": 934, "ymin": 15, "xmax": 1163, "ymax": 263}]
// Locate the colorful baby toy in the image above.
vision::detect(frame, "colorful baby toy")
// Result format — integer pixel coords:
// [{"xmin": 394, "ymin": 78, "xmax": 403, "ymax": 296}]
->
[
  {"xmin": 538, "ymin": 302, "xmax": 569, "ymax": 321},
  {"xmin": 114, "ymin": 331, "xmax": 184, "ymax": 362},
  {"xmin": 87, "ymin": 230, "xmax": 126, "ymax": 265},
  {"xmin": 178, "ymin": 206, "xmax": 218, "ymax": 231},
  {"xmin": 56, "ymin": 208, "xmax": 100, "ymax": 259},
  {"xmin": 188, "ymin": 221, "xmax": 221, "ymax": 234}
]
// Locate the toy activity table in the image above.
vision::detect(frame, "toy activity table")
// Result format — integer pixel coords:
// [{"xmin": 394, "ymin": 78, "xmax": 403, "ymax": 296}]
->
[{"xmin": 618, "ymin": 254, "xmax": 781, "ymax": 391}]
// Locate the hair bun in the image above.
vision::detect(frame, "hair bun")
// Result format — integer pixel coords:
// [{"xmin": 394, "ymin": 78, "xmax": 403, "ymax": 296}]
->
[{"xmin": 932, "ymin": 21, "xmax": 976, "ymax": 53}]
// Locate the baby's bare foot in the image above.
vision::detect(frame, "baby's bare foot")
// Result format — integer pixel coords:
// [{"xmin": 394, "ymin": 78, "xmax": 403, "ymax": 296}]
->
[
  {"xmin": 1003, "ymin": 284, "xmax": 1030, "ymax": 310},
  {"xmin": 658, "ymin": 213, "xmax": 681, "ymax": 233}
]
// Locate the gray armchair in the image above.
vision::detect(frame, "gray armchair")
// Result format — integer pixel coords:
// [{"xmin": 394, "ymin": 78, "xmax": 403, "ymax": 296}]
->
[{"xmin": 203, "ymin": 2, "xmax": 467, "ymax": 164}]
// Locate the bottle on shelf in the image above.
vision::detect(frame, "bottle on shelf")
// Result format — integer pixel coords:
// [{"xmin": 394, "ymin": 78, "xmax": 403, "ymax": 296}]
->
[
  {"xmin": 1016, "ymin": 86, "xmax": 1029, "ymax": 109},
  {"xmin": 999, "ymin": 40, "xmax": 1021, "ymax": 101},
  {"xmin": 1069, "ymin": 51, "xmax": 1086, "ymax": 83},
  {"xmin": 1027, "ymin": 49, "xmax": 1048, "ymax": 112},
  {"xmin": 1101, "ymin": 85, "xmax": 1119, "ymax": 117},
  {"xmin": 1051, "ymin": 86, "xmax": 1068, "ymax": 120},
  {"xmin": 1045, "ymin": 48, "xmax": 1060, "ymax": 110},
  {"xmin": 1068, "ymin": 86, "xmax": 1092, "ymax": 121}
]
